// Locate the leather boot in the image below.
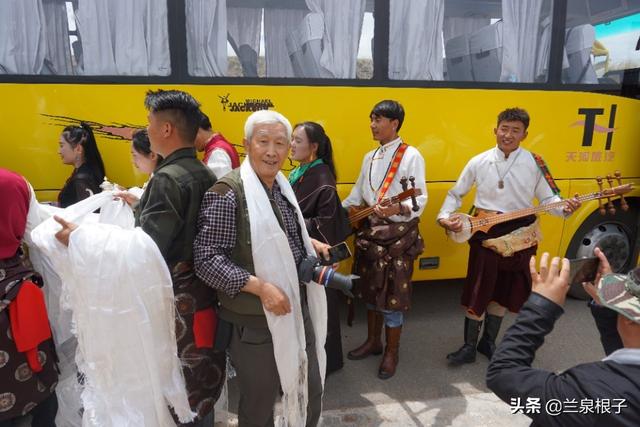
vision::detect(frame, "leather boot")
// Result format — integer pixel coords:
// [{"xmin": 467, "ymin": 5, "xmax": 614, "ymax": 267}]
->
[
  {"xmin": 477, "ymin": 314, "xmax": 503, "ymax": 360},
  {"xmin": 347, "ymin": 310, "xmax": 383, "ymax": 360},
  {"xmin": 447, "ymin": 317, "xmax": 482, "ymax": 366},
  {"xmin": 378, "ymin": 325, "xmax": 401, "ymax": 379}
]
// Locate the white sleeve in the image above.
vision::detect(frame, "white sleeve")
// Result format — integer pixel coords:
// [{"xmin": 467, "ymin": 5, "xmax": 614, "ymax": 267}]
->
[
  {"xmin": 534, "ymin": 169, "xmax": 566, "ymax": 217},
  {"xmin": 342, "ymin": 155, "xmax": 368, "ymax": 208},
  {"xmin": 207, "ymin": 148, "xmax": 233, "ymax": 179},
  {"xmin": 437, "ymin": 159, "xmax": 477, "ymax": 220}
]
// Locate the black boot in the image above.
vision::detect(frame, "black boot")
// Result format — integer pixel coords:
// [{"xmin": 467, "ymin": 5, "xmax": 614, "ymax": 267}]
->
[
  {"xmin": 477, "ymin": 314, "xmax": 503, "ymax": 360},
  {"xmin": 447, "ymin": 317, "xmax": 482, "ymax": 366}
]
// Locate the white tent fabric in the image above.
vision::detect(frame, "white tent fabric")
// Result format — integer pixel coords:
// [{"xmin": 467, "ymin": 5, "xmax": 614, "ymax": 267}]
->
[
  {"xmin": 0, "ymin": 0, "xmax": 47, "ymax": 74},
  {"xmin": 265, "ymin": 8, "xmax": 306, "ymax": 77},
  {"xmin": 389, "ymin": 0, "xmax": 444, "ymax": 80},
  {"xmin": 30, "ymin": 193, "xmax": 194, "ymax": 426},
  {"xmin": 444, "ymin": 16, "xmax": 490, "ymax": 42},
  {"xmin": 227, "ymin": 7, "xmax": 262, "ymax": 77},
  {"xmin": 500, "ymin": 0, "xmax": 549, "ymax": 82},
  {"xmin": 304, "ymin": 0, "xmax": 366, "ymax": 78},
  {"xmin": 186, "ymin": 0, "xmax": 228, "ymax": 77},
  {"xmin": 42, "ymin": 0, "xmax": 73, "ymax": 75},
  {"xmin": 76, "ymin": 0, "xmax": 170, "ymax": 76}
]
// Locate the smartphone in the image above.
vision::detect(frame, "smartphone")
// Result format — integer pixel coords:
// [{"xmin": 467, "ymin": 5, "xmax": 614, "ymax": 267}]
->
[
  {"xmin": 568, "ymin": 257, "xmax": 600, "ymax": 284},
  {"xmin": 320, "ymin": 242, "xmax": 352, "ymax": 265}
]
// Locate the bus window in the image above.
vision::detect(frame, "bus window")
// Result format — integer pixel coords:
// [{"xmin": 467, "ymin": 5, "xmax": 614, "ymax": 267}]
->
[
  {"xmin": 388, "ymin": 0, "xmax": 553, "ymax": 83},
  {"xmin": 0, "ymin": 0, "xmax": 171, "ymax": 76},
  {"xmin": 185, "ymin": 0, "xmax": 374, "ymax": 79},
  {"xmin": 564, "ymin": 0, "xmax": 640, "ymax": 85}
]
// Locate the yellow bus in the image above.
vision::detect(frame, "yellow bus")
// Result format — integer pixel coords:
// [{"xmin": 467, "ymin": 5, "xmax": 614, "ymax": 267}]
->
[{"xmin": 1, "ymin": 0, "xmax": 639, "ymax": 296}]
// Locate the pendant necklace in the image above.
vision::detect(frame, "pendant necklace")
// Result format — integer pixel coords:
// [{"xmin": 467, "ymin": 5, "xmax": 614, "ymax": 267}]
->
[
  {"xmin": 494, "ymin": 149, "xmax": 521, "ymax": 189},
  {"xmin": 369, "ymin": 142, "xmax": 401, "ymax": 193}
]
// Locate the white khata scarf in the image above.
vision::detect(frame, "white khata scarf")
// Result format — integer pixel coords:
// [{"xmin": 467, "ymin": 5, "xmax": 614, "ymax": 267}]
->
[{"xmin": 240, "ymin": 158, "xmax": 328, "ymax": 426}]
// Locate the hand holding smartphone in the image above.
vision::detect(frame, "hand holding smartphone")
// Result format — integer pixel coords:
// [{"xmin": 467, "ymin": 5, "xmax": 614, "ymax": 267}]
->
[
  {"xmin": 319, "ymin": 242, "xmax": 352, "ymax": 265},
  {"xmin": 568, "ymin": 257, "xmax": 600, "ymax": 285}
]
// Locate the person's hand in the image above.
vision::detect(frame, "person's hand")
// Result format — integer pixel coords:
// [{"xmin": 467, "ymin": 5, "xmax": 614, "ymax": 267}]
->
[
  {"xmin": 373, "ymin": 203, "xmax": 403, "ymax": 218},
  {"xmin": 438, "ymin": 216, "xmax": 463, "ymax": 233},
  {"xmin": 258, "ymin": 281, "xmax": 291, "ymax": 316},
  {"xmin": 113, "ymin": 190, "xmax": 140, "ymax": 207},
  {"xmin": 53, "ymin": 215, "xmax": 78, "ymax": 247},
  {"xmin": 529, "ymin": 252, "xmax": 571, "ymax": 307},
  {"xmin": 563, "ymin": 197, "xmax": 581, "ymax": 215},
  {"xmin": 582, "ymin": 247, "xmax": 613, "ymax": 305},
  {"xmin": 311, "ymin": 238, "xmax": 331, "ymax": 262}
]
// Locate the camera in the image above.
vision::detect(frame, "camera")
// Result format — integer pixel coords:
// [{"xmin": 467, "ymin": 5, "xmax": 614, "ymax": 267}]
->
[{"xmin": 298, "ymin": 256, "xmax": 358, "ymax": 298}]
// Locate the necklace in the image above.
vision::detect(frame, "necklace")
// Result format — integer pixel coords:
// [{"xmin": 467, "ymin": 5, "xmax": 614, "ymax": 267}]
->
[
  {"xmin": 368, "ymin": 142, "xmax": 402, "ymax": 193},
  {"xmin": 494, "ymin": 149, "xmax": 521, "ymax": 189}
]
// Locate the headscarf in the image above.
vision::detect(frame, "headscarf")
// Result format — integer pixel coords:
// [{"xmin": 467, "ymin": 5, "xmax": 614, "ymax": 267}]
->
[{"xmin": 0, "ymin": 168, "xmax": 30, "ymax": 259}]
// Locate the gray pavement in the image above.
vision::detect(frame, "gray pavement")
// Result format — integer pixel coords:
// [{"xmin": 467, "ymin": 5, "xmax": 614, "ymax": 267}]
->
[{"xmin": 218, "ymin": 279, "xmax": 604, "ymax": 426}]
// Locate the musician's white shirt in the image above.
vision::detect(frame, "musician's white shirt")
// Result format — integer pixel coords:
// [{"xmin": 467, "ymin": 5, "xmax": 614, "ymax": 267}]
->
[
  {"xmin": 343, "ymin": 137, "xmax": 427, "ymax": 222},
  {"xmin": 437, "ymin": 146, "xmax": 565, "ymax": 220}
]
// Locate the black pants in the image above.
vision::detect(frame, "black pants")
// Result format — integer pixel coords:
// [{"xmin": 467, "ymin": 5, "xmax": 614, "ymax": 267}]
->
[
  {"xmin": 229, "ymin": 300, "xmax": 322, "ymax": 427},
  {"xmin": 325, "ymin": 288, "xmax": 344, "ymax": 374},
  {"xmin": 0, "ymin": 392, "xmax": 58, "ymax": 427},
  {"xmin": 589, "ymin": 301, "xmax": 624, "ymax": 356}
]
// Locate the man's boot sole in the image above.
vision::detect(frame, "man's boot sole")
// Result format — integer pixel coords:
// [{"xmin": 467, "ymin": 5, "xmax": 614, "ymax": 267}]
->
[{"xmin": 347, "ymin": 348, "xmax": 383, "ymax": 360}]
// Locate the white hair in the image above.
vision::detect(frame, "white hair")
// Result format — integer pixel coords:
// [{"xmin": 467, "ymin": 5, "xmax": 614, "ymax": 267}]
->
[{"xmin": 243, "ymin": 110, "xmax": 292, "ymax": 141}]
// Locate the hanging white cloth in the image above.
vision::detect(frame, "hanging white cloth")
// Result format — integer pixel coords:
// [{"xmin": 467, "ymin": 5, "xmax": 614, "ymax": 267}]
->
[
  {"xmin": 227, "ymin": 7, "xmax": 262, "ymax": 77},
  {"xmin": 239, "ymin": 159, "xmax": 327, "ymax": 426},
  {"xmin": 0, "ymin": 0, "xmax": 47, "ymax": 74},
  {"xmin": 186, "ymin": 0, "xmax": 228, "ymax": 77},
  {"xmin": 30, "ymin": 192, "xmax": 194, "ymax": 426},
  {"xmin": 389, "ymin": 0, "xmax": 444, "ymax": 80},
  {"xmin": 75, "ymin": 0, "xmax": 170, "ymax": 76},
  {"xmin": 265, "ymin": 8, "xmax": 306, "ymax": 77},
  {"xmin": 23, "ymin": 186, "xmax": 83, "ymax": 427},
  {"xmin": 304, "ymin": 0, "xmax": 365, "ymax": 78},
  {"xmin": 500, "ymin": 0, "xmax": 549, "ymax": 83},
  {"xmin": 444, "ymin": 16, "xmax": 490, "ymax": 42}
]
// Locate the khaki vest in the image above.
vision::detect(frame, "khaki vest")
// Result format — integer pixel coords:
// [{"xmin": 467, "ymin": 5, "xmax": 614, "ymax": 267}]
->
[{"xmin": 213, "ymin": 169, "xmax": 288, "ymax": 327}]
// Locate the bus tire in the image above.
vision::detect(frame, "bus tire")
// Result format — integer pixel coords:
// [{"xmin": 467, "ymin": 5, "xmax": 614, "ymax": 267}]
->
[{"xmin": 565, "ymin": 198, "xmax": 639, "ymax": 300}]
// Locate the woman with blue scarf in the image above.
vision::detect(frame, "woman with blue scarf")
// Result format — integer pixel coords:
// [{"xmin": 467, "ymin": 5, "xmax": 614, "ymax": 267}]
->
[{"xmin": 289, "ymin": 122, "xmax": 351, "ymax": 375}]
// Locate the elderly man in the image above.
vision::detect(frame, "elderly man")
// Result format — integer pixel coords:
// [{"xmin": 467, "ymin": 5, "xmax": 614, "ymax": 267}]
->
[
  {"xmin": 194, "ymin": 110, "xmax": 329, "ymax": 427},
  {"xmin": 487, "ymin": 249, "xmax": 640, "ymax": 426}
]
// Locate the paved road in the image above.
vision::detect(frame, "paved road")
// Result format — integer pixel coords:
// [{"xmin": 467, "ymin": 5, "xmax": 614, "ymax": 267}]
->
[{"xmin": 217, "ymin": 279, "xmax": 605, "ymax": 426}]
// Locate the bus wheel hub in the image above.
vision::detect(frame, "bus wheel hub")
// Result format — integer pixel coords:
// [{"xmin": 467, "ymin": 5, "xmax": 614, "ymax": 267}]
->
[{"xmin": 575, "ymin": 223, "xmax": 630, "ymax": 273}]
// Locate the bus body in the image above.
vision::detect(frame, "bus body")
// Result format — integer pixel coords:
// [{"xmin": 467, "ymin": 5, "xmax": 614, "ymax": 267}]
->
[{"xmin": 1, "ymin": 0, "xmax": 639, "ymax": 286}]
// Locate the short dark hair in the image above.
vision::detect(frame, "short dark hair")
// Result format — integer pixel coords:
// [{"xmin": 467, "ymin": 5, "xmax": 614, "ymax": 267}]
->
[
  {"xmin": 497, "ymin": 108, "xmax": 530, "ymax": 130},
  {"xmin": 370, "ymin": 100, "xmax": 405, "ymax": 132},
  {"xmin": 199, "ymin": 111, "xmax": 212, "ymax": 131},
  {"xmin": 144, "ymin": 90, "xmax": 201, "ymax": 144}
]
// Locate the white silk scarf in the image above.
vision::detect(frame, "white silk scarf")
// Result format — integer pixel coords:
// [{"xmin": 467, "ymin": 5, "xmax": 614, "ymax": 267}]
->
[{"xmin": 240, "ymin": 159, "xmax": 327, "ymax": 426}]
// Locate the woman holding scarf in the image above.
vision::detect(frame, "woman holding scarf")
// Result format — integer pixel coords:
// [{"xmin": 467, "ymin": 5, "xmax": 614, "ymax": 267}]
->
[
  {"xmin": 0, "ymin": 169, "xmax": 58, "ymax": 427},
  {"xmin": 289, "ymin": 122, "xmax": 351, "ymax": 375}
]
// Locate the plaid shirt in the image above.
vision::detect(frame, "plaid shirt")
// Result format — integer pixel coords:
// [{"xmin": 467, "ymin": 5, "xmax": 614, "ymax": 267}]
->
[{"xmin": 194, "ymin": 181, "xmax": 306, "ymax": 297}]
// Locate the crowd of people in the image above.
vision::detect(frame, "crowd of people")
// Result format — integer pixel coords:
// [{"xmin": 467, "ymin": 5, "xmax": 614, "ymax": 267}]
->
[{"xmin": 1, "ymin": 90, "xmax": 638, "ymax": 427}]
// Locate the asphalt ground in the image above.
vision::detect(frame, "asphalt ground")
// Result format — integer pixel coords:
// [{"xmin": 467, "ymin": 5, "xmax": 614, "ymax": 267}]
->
[{"xmin": 219, "ymin": 279, "xmax": 604, "ymax": 426}]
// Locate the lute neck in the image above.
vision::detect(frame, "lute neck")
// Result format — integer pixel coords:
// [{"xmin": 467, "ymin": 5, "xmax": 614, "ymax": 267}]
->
[{"xmin": 472, "ymin": 191, "xmax": 604, "ymax": 226}]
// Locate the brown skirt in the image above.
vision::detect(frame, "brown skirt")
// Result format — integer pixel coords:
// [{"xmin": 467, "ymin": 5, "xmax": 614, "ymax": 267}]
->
[{"xmin": 461, "ymin": 241, "xmax": 537, "ymax": 316}]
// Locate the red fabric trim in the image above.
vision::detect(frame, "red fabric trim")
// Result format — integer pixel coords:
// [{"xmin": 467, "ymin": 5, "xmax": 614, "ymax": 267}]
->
[
  {"xmin": 8, "ymin": 281, "xmax": 52, "ymax": 373},
  {"xmin": 203, "ymin": 134, "xmax": 240, "ymax": 169},
  {"xmin": 193, "ymin": 307, "xmax": 217, "ymax": 349}
]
